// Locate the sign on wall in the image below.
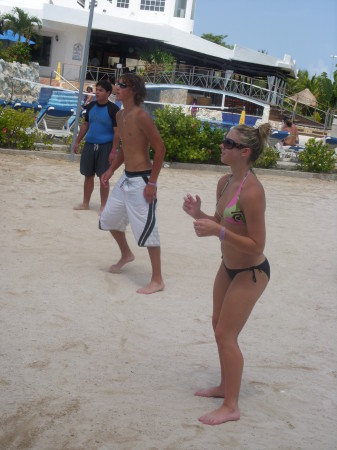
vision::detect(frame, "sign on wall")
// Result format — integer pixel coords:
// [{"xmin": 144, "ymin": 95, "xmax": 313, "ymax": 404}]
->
[{"xmin": 72, "ymin": 43, "xmax": 83, "ymax": 61}]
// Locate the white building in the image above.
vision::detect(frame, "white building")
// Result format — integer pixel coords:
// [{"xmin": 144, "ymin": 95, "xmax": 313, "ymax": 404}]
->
[{"xmin": 0, "ymin": 0, "xmax": 297, "ymax": 82}]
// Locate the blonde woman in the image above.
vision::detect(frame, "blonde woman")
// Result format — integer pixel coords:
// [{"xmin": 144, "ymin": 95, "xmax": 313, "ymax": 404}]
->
[{"xmin": 183, "ymin": 123, "xmax": 271, "ymax": 425}]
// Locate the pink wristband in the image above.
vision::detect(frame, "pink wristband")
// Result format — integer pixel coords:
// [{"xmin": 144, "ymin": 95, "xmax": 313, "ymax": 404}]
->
[
  {"xmin": 148, "ymin": 181, "xmax": 157, "ymax": 187},
  {"xmin": 219, "ymin": 226, "xmax": 226, "ymax": 241}
]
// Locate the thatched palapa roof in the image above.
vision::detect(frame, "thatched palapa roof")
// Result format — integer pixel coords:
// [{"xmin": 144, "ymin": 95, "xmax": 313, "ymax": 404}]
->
[{"xmin": 290, "ymin": 88, "xmax": 317, "ymax": 107}]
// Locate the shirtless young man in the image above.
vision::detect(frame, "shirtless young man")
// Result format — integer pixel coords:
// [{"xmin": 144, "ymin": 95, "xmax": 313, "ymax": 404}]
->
[{"xmin": 99, "ymin": 74, "xmax": 166, "ymax": 294}]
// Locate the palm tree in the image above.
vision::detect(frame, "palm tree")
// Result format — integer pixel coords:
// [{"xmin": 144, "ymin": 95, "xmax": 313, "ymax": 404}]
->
[{"xmin": 1, "ymin": 7, "xmax": 41, "ymax": 43}]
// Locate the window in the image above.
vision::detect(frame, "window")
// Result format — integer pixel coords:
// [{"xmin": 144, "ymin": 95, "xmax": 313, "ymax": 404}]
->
[
  {"xmin": 140, "ymin": 0, "xmax": 165, "ymax": 12},
  {"xmin": 174, "ymin": 0, "xmax": 186, "ymax": 18},
  {"xmin": 31, "ymin": 36, "xmax": 51, "ymax": 67},
  {"xmin": 117, "ymin": 0, "xmax": 129, "ymax": 7},
  {"xmin": 190, "ymin": 0, "xmax": 196, "ymax": 19}
]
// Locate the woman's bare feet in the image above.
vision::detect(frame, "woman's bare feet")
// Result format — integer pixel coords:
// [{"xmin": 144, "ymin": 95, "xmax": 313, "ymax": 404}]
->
[
  {"xmin": 73, "ymin": 203, "xmax": 89, "ymax": 210},
  {"xmin": 109, "ymin": 254, "xmax": 135, "ymax": 273},
  {"xmin": 199, "ymin": 404, "xmax": 240, "ymax": 425},
  {"xmin": 137, "ymin": 280, "xmax": 165, "ymax": 294},
  {"xmin": 194, "ymin": 386, "xmax": 225, "ymax": 398}
]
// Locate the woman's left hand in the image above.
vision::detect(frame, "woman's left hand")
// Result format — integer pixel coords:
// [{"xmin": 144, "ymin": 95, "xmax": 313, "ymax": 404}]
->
[{"xmin": 193, "ymin": 219, "xmax": 220, "ymax": 238}]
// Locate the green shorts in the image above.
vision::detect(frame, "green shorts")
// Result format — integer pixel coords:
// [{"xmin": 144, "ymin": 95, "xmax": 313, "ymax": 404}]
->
[{"xmin": 80, "ymin": 142, "xmax": 112, "ymax": 177}]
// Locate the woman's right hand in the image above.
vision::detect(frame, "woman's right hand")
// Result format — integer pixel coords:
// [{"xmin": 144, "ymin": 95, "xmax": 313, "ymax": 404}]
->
[{"xmin": 183, "ymin": 194, "xmax": 201, "ymax": 218}]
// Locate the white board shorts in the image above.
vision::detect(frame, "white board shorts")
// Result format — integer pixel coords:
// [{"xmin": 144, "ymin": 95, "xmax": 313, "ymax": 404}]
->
[{"xmin": 99, "ymin": 170, "xmax": 160, "ymax": 247}]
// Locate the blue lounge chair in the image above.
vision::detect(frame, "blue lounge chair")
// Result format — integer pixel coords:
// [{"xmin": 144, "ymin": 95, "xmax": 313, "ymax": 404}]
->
[
  {"xmin": 268, "ymin": 130, "xmax": 290, "ymax": 148},
  {"xmin": 325, "ymin": 136, "xmax": 337, "ymax": 147},
  {"xmin": 13, "ymin": 102, "xmax": 42, "ymax": 113},
  {"xmin": 35, "ymin": 106, "xmax": 74, "ymax": 138}
]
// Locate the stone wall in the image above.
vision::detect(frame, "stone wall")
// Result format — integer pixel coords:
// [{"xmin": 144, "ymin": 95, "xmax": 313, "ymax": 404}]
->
[{"xmin": 0, "ymin": 60, "xmax": 40, "ymax": 103}]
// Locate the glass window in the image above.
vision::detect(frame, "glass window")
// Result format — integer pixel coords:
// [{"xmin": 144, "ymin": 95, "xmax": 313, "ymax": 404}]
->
[
  {"xmin": 140, "ymin": 0, "xmax": 165, "ymax": 12},
  {"xmin": 117, "ymin": 0, "xmax": 129, "ymax": 7},
  {"xmin": 31, "ymin": 36, "xmax": 51, "ymax": 67},
  {"xmin": 174, "ymin": 0, "xmax": 186, "ymax": 18},
  {"xmin": 190, "ymin": 0, "xmax": 196, "ymax": 19}
]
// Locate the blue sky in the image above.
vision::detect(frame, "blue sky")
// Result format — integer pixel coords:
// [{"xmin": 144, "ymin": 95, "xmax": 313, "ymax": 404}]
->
[{"xmin": 193, "ymin": 0, "xmax": 337, "ymax": 78}]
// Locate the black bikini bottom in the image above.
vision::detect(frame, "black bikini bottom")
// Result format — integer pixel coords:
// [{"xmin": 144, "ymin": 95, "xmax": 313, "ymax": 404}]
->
[{"xmin": 224, "ymin": 258, "xmax": 270, "ymax": 283}]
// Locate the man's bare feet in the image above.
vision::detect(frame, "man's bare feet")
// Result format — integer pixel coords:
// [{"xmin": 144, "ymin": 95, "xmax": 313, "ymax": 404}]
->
[
  {"xmin": 108, "ymin": 254, "xmax": 135, "ymax": 273},
  {"xmin": 136, "ymin": 280, "xmax": 165, "ymax": 294},
  {"xmin": 73, "ymin": 203, "xmax": 89, "ymax": 210},
  {"xmin": 194, "ymin": 386, "xmax": 225, "ymax": 398},
  {"xmin": 198, "ymin": 404, "xmax": 240, "ymax": 426}
]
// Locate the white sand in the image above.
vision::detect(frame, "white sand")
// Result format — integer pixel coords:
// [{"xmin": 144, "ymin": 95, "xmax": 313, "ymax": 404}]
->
[{"xmin": 0, "ymin": 153, "xmax": 336, "ymax": 450}]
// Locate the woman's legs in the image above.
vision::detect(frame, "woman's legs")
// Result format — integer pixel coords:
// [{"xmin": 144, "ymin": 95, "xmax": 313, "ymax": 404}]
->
[
  {"xmin": 199, "ymin": 269, "xmax": 269, "ymax": 425},
  {"xmin": 195, "ymin": 263, "xmax": 231, "ymax": 398}
]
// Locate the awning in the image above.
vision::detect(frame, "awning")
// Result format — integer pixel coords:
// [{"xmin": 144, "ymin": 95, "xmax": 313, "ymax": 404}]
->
[{"xmin": 0, "ymin": 30, "xmax": 35, "ymax": 45}]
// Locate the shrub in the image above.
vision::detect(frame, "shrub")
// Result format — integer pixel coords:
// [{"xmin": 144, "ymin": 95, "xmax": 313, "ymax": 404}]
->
[
  {"xmin": 298, "ymin": 138, "xmax": 336, "ymax": 173},
  {"xmin": 0, "ymin": 106, "xmax": 40, "ymax": 149},
  {"xmin": 153, "ymin": 106, "xmax": 224, "ymax": 164},
  {"xmin": 254, "ymin": 146, "xmax": 279, "ymax": 168},
  {"xmin": 1, "ymin": 42, "xmax": 32, "ymax": 64}
]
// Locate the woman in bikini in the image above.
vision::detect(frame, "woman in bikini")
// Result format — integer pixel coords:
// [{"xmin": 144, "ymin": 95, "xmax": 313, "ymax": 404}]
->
[{"xmin": 183, "ymin": 123, "xmax": 271, "ymax": 425}]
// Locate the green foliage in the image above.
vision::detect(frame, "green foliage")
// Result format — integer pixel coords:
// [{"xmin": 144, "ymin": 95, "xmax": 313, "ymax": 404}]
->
[
  {"xmin": 254, "ymin": 146, "xmax": 279, "ymax": 168},
  {"xmin": 201, "ymin": 33, "xmax": 234, "ymax": 50},
  {"xmin": 0, "ymin": 106, "xmax": 40, "ymax": 149},
  {"xmin": 0, "ymin": 106, "xmax": 57, "ymax": 150},
  {"xmin": 315, "ymin": 72, "xmax": 333, "ymax": 106},
  {"xmin": 298, "ymin": 138, "xmax": 336, "ymax": 173},
  {"xmin": 137, "ymin": 46, "xmax": 175, "ymax": 71},
  {"xmin": 313, "ymin": 111, "xmax": 321, "ymax": 123},
  {"xmin": 153, "ymin": 106, "xmax": 224, "ymax": 164},
  {"xmin": 286, "ymin": 69, "xmax": 337, "ymax": 109},
  {"xmin": 1, "ymin": 42, "xmax": 32, "ymax": 64}
]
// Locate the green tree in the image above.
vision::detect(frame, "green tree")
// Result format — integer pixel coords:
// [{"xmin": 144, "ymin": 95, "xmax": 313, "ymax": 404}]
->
[
  {"xmin": 201, "ymin": 33, "xmax": 234, "ymax": 50},
  {"xmin": 287, "ymin": 70, "xmax": 317, "ymax": 95},
  {"xmin": 137, "ymin": 46, "xmax": 174, "ymax": 67},
  {"xmin": 1, "ymin": 7, "xmax": 41, "ymax": 43},
  {"xmin": 315, "ymin": 72, "xmax": 333, "ymax": 106}
]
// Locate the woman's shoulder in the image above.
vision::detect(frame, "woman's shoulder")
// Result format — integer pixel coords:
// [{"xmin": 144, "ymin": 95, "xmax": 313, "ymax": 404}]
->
[
  {"xmin": 241, "ymin": 173, "xmax": 265, "ymax": 202},
  {"xmin": 216, "ymin": 173, "xmax": 231, "ymax": 197},
  {"xmin": 218, "ymin": 173, "xmax": 231, "ymax": 185}
]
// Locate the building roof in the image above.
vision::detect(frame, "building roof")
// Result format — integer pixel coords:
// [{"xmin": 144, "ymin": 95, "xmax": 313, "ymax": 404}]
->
[{"xmin": 0, "ymin": 0, "xmax": 297, "ymax": 78}]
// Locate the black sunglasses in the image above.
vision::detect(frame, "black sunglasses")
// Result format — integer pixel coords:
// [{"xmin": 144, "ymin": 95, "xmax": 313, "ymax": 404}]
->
[
  {"xmin": 117, "ymin": 82, "xmax": 129, "ymax": 89},
  {"xmin": 222, "ymin": 137, "xmax": 246, "ymax": 150}
]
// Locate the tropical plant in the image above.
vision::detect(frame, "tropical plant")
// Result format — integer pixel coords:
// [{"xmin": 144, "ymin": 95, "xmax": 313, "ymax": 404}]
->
[
  {"xmin": 2, "ymin": 41, "xmax": 31, "ymax": 64},
  {"xmin": 152, "ymin": 106, "xmax": 224, "ymax": 164},
  {"xmin": 137, "ymin": 46, "xmax": 175, "ymax": 72},
  {"xmin": 286, "ymin": 69, "xmax": 337, "ymax": 110},
  {"xmin": 0, "ymin": 106, "xmax": 40, "ymax": 149},
  {"xmin": 1, "ymin": 7, "xmax": 42, "ymax": 43},
  {"xmin": 298, "ymin": 138, "xmax": 336, "ymax": 173},
  {"xmin": 254, "ymin": 146, "xmax": 279, "ymax": 168},
  {"xmin": 201, "ymin": 33, "xmax": 234, "ymax": 50}
]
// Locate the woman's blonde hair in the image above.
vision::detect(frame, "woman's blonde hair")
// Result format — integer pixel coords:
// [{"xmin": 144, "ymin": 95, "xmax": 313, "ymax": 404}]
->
[{"xmin": 233, "ymin": 123, "xmax": 272, "ymax": 162}]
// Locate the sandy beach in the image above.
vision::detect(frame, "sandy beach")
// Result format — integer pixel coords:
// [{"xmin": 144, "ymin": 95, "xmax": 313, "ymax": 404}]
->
[{"xmin": 0, "ymin": 152, "xmax": 336, "ymax": 450}]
